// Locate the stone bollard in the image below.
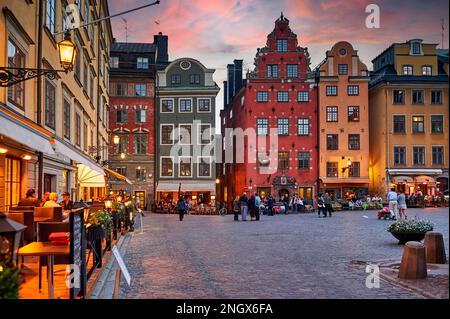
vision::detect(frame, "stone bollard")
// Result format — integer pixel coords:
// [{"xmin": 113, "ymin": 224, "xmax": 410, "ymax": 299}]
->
[
  {"xmin": 399, "ymin": 241, "xmax": 427, "ymax": 279},
  {"xmin": 424, "ymin": 231, "xmax": 447, "ymax": 264}
]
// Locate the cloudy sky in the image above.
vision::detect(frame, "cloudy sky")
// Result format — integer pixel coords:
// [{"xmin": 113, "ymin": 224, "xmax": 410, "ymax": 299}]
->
[{"xmin": 108, "ymin": 0, "xmax": 448, "ymax": 128}]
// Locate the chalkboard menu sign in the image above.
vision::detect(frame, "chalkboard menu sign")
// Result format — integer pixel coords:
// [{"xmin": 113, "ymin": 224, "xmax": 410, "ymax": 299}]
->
[{"xmin": 70, "ymin": 209, "xmax": 87, "ymax": 299}]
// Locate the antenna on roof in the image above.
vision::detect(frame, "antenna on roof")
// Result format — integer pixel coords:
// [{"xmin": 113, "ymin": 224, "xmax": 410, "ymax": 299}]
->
[
  {"xmin": 441, "ymin": 18, "xmax": 445, "ymax": 49},
  {"xmin": 121, "ymin": 17, "xmax": 128, "ymax": 43}
]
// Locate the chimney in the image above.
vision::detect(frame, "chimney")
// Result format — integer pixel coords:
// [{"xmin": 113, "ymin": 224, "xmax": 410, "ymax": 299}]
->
[
  {"xmin": 223, "ymin": 81, "xmax": 228, "ymax": 107},
  {"xmin": 233, "ymin": 59, "xmax": 243, "ymax": 94},
  {"xmin": 154, "ymin": 32, "xmax": 168, "ymax": 68},
  {"xmin": 227, "ymin": 64, "xmax": 235, "ymax": 104}
]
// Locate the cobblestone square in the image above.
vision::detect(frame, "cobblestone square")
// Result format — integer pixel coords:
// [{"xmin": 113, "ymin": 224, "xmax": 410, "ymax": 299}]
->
[{"xmin": 120, "ymin": 208, "xmax": 449, "ymax": 299}]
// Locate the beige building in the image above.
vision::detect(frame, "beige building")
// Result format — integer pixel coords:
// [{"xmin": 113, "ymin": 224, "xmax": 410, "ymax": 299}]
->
[
  {"xmin": 369, "ymin": 40, "xmax": 449, "ymax": 197},
  {"xmin": 317, "ymin": 41, "xmax": 370, "ymax": 199},
  {"xmin": 0, "ymin": 0, "xmax": 113, "ymax": 209}
]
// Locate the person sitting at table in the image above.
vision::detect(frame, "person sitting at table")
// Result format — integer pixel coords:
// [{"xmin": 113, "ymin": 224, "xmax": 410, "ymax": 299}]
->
[
  {"xmin": 18, "ymin": 188, "xmax": 39, "ymax": 207},
  {"xmin": 38, "ymin": 191, "xmax": 51, "ymax": 207},
  {"xmin": 59, "ymin": 192, "xmax": 73, "ymax": 220},
  {"xmin": 44, "ymin": 192, "xmax": 61, "ymax": 208}
]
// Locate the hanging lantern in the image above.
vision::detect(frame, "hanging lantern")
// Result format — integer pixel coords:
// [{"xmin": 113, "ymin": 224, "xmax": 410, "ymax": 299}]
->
[{"xmin": 57, "ymin": 32, "xmax": 77, "ymax": 71}]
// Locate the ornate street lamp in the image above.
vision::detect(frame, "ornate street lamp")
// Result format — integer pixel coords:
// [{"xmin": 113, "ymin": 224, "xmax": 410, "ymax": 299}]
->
[
  {"xmin": 104, "ymin": 195, "xmax": 113, "ymax": 211},
  {"xmin": 113, "ymin": 135, "xmax": 120, "ymax": 145},
  {"xmin": 57, "ymin": 32, "xmax": 77, "ymax": 71},
  {"xmin": 0, "ymin": 213, "xmax": 26, "ymax": 266}
]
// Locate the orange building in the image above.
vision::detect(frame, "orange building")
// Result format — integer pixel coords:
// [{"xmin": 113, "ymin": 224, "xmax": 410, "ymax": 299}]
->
[{"xmin": 316, "ymin": 42, "xmax": 370, "ymax": 199}]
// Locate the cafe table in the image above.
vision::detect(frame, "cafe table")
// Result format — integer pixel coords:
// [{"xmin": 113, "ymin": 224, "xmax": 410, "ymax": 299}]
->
[{"xmin": 18, "ymin": 242, "xmax": 69, "ymax": 299}]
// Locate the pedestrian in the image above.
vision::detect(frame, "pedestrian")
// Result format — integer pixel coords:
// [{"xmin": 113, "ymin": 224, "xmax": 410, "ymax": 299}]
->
[
  {"xmin": 397, "ymin": 190, "xmax": 407, "ymax": 220},
  {"xmin": 267, "ymin": 195, "xmax": 274, "ymax": 216},
  {"xmin": 291, "ymin": 195, "xmax": 297, "ymax": 212},
  {"xmin": 387, "ymin": 188, "xmax": 399, "ymax": 220},
  {"xmin": 18, "ymin": 189, "xmax": 39, "ymax": 207},
  {"xmin": 239, "ymin": 192, "xmax": 249, "ymax": 221},
  {"xmin": 254, "ymin": 192, "xmax": 261, "ymax": 221},
  {"xmin": 317, "ymin": 194, "xmax": 325, "ymax": 217},
  {"xmin": 282, "ymin": 194, "xmax": 289, "ymax": 214},
  {"xmin": 233, "ymin": 196, "xmax": 240, "ymax": 221},
  {"xmin": 249, "ymin": 194, "xmax": 256, "ymax": 220},
  {"xmin": 323, "ymin": 192, "xmax": 332, "ymax": 217},
  {"xmin": 177, "ymin": 196, "xmax": 186, "ymax": 221}
]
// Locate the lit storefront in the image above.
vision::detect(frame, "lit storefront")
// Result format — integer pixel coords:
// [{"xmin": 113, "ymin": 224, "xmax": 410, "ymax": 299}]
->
[{"xmin": 388, "ymin": 169, "xmax": 445, "ymax": 195}]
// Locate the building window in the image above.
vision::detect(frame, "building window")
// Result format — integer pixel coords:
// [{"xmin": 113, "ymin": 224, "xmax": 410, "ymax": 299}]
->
[
  {"xmin": 136, "ymin": 168, "xmax": 147, "ymax": 182},
  {"xmin": 393, "ymin": 90, "xmax": 405, "ymax": 104},
  {"xmin": 412, "ymin": 42, "xmax": 422, "ymax": 54},
  {"xmin": 179, "ymin": 124, "xmax": 192, "ymax": 145},
  {"xmin": 348, "ymin": 106, "xmax": 359, "ymax": 122},
  {"xmin": 137, "ymin": 57, "xmax": 149, "ymax": 69},
  {"xmin": 198, "ymin": 157, "xmax": 211, "ymax": 177},
  {"xmin": 7, "ymin": 39, "xmax": 25, "ymax": 109},
  {"xmin": 257, "ymin": 91, "xmax": 269, "ymax": 102},
  {"xmin": 179, "ymin": 99, "xmax": 192, "ymax": 112},
  {"xmin": 179, "ymin": 157, "xmax": 192, "ymax": 177},
  {"xmin": 402, "ymin": 65, "xmax": 413, "ymax": 75},
  {"xmin": 135, "ymin": 84, "xmax": 147, "ymax": 96},
  {"xmin": 431, "ymin": 115, "xmax": 444, "ymax": 133},
  {"xmin": 278, "ymin": 152, "xmax": 290, "ymax": 170},
  {"xmin": 161, "ymin": 99, "xmax": 174, "ymax": 112},
  {"xmin": 326, "ymin": 106, "xmax": 338, "ymax": 122},
  {"xmin": 413, "ymin": 147, "xmax": 425, "ymax": 165},
  {"xmin": 5, "ymin": 157, "xmax": 21, "ymax": 208},
  {"xmin": 63, "ymin": 99, "xmax": 71, "ymax": 139},
  {"xmin": 75, "ymin": 114, "xmax": 81, "ymax": 146},
  {"xmin": 297, "ymin": 152, "xmax": 310, "ymax": 170},
  {"xmin": 257, "ymin": 118, "xmax": 269, "ymax": 136},
  {"xmin": 338, "ymin": 64, "xmax": 348, "ymax": 75},
  {"xmin": 412, "ymin": 90, "xmax": 424, "ymax": 104},
  {"xmin": 394, "ymin": 146, "xmax": 406, "ymax": 165},
  {"xmin": 297, "ymin": 118, "xmax": 310, "ymax": 136},
  {"xmin": 267, "ymin": 65, "xmax": 278, "ymax": 78},
  {"xmin": 115, "ymin": 83, "xmax": 127, "ymax": 96},
  {"xmin": 89, "ymin": 71, "xmax": 94, "ymax": 104},
  {"xmin": 432, "ymin": 147, "xmax": 444, "ymax": 165},
  {"xmin": 198, "ymin": 99, "xmax": 211, "ymax": 112},
  {"xmin": 326, "ymin": 162, "xmax": 338, "ymax": 177},
  {"xmin": 83, "ymin": 123, "xmax": 88, "ymax": 151},
  {"xmin": 161, "ymin": 125, "xmax": 174, "ymax": 145},
  {"xmin": 199, "ymin": 124, "xmax": 211, "ymax": 144},
  {"xmin": 45, "ymin": 0, "xmax": 56, "ymax": 35},
  {"xmin": 327, "ymin": 134, "xmax": 338, "ymax": 150},
  {"xmin": 347, "ymin": 85, "xmax": 359, "ymax": 96},
  {"xmin": 276, "ymin": 39, "xmax": 288, "ymax": 52},
  {"xmin": 134, "ymin": 135, "xmax": 147, "ymax": 154},
  {"xmin": 431, "ymin": 90, "xmax": 442, "ymax": 104},
  {"xmin": 277, "ymin": 91, "xmax": 289, "ymax": 102},
  {"xmin": 287, "ymin": 64, "xmax": 298, "ymax": 78},
  {"xmin": 349, "ymin": 162, "xmax": 360, "ymax": 177},
  {"xmin": 412, "ymin": 116, "xmax": 425, "ymax": 133},
  {"xmin": 393, "ymin": 115, "xmax": 406, "ymax": 133},
  {"xmin": 45, "ymin": 80, "xmax": 56, "ymax": 129},
  {"xmin": 277, "ymin": 118, "xmax": 289, "ymax": 136},
  {"xmin": 297, "ymin": 91, "xmax": 309, "ymax": 102},
  {"xmin": 135, "ymin": 109, "xmax": 146, "ymax": 123},
  {"xmin": 116, "ymin": 167, "xmax": 126, "ymax": 177},
  {"xmin": 348, "ymin": 134, "xmax": 360, "ymax": 150},
  {"xmin": 74, "ymin": 40, "xmax": 81, "ymax": 80},
  {"xmin": 326, "ymin": 86, "xmax": 337, "ymax": 96},
  {"xmin": 116, "ymin": 110, "xmax": 127, "ymax": 123},
  {"xmin": 170, "ymin": 74, "xmax": 181, "ymax": 85},
  {"xmin": 116, "ymin": 136, "xmax": 128, "ymax": 154},
  {"xmin": 161, "ymin": 157, "xmax": 174, "ymax": 177},
  {"xmin": 110, "ymin": 56, "xmax": 119, "ymax": 68},
  {"xmin": 189, "ymin": 74, "xmax": 200, "ymax": 84},
  {"xmin": 422, "ymin": 65, "xmax": 432, "ymax": 75}
]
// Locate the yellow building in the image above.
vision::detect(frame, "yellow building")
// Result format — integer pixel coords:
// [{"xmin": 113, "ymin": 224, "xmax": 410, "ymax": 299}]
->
[
  {"xmin": 0, "ymin": 0, "xmax": 113, "ymax": 209},
  {"xmin": 317, "ymin": 41, "xmax": 370, "ymax": 199},
  {"xmin": 369, "ymin": 39, "xmax": 449, "ymax": 197}
]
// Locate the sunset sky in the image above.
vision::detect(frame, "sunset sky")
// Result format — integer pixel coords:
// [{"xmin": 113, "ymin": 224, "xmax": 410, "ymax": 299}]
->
[{"xmin": 108, "ymin": 0, "xmax": 449, "ymax": 128}]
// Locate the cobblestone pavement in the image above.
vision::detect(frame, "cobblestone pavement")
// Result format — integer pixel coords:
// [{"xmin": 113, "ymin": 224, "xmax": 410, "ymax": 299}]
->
[{"xmin": 120, "ymin": 208, "xmax": 449, "ymax": 299}]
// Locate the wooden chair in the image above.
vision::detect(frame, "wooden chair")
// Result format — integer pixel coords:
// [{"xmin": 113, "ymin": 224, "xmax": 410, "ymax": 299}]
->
[
  {"xmin": 34, "ymin": 207, "xmax": 63, "ymax": 222},
  {"xmin": 8, "ymin": 210, "xmax": 34, "ymax": 243},
  {"xmin": 37, "ymin": 222, "xmax": 70, "ymax": 290}
]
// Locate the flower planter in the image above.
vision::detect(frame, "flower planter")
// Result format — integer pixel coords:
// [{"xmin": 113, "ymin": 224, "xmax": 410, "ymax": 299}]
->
[
  {"xmin": 86, "ymin": 225, "xmax": 105, "ymax": 242},
  {"xmin": 389, "ymin": 232, "xmax": 426, "ymax": 245}
]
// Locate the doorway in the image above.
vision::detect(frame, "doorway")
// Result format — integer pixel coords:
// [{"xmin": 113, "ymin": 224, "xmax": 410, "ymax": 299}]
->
[
  {"xmin": 135, "ymin": 191, "xmax": 145, "ymax": 209},
  {"xmin": 44, "ymin": 174, "xmax": 56, "ymax": 193}
]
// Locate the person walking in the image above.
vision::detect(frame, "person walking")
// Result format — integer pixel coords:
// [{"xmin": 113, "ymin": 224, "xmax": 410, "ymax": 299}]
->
[
  {"xmin": 267, "ymin": 195, "xmax": 274, "ymax": 216},
  {"xmin": 323, "ymin": 192, "xmax": 332, "ymax": 217},
  {"xmin": 233, "ymin": 196, "xmax": 240, "ymax": 221},
  {"xmin": 18, "ymin": 189, "xmax": 39, "ymax": 207},
  {"xmin": 387, "ymin": 188, "xmax": 399, "ymax": 220},
  {"xmin": 254, "ymin": 193, "xmax": 261, "ymax": 221},
  {"xmin": 397, "ymin": 190, "xmax": 408, "ymax": 220},
  {"xmin": 249, "ymin": 194, "xmax": 256, "ymax": 220},
  {"xmin": 239, "ymin": 192, "xmax": 249, "ymax": 221},
  {"xmin": 177, "ymin": 196, "xmax": 186, "ymax": 221}
]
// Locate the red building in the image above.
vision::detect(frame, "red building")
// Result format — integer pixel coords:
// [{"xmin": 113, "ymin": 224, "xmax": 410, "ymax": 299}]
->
[{"xmin": 218, "ymin": 14, "xmax": 318, "ymax": 207}]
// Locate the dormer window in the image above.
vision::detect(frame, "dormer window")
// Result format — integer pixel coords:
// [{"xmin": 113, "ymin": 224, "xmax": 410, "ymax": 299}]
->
[
  {"xmin": 137, "ymin": 57, "xmax": 149, "ymax": 69},
  {"xmin": 410, "ymin": 40, "xmax": 423, "ymax": 55},
  {"xmin": 276, "ymin": 39, "xmax": 288, "ymax": 52}
]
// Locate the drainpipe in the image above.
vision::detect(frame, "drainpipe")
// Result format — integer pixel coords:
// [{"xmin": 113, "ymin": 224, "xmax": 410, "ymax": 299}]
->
[
  {"xmin": 315, "ymin": 70, "xmax": 320, "ymax": 204},
  {"xmin": 37, "ymin": 0, "xmax": 44, "ymax": 198}
]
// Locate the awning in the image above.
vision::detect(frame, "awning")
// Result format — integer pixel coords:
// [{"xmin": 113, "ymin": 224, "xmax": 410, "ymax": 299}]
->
[
  {"xmin": 388, "ymin": 169, "xmax": 443, "ymax": 175},
  {"xmin": 390, "ymin": 176, "xmax": 414, "ymax": 183},
  {"xmin": 157, "ymin": 181, "xmax": 215, "ymax": 193},
  {"xmin": 77, "ymin": 164, "xmax": 106, "ymax": 187},
  {"xmin": 103, "ymin": 166, "xmax": 132, "ymax": 185},
  {"xmin": 0, "ymin": 109, "xmax": 55, "ymax": 155},
  {"xmin": 53, "ymin": 140, "xmax": 104, "ymax": 175},
  {"xmin": 415, "ymin": 175, "xmax": 436, "ymax": 184}
]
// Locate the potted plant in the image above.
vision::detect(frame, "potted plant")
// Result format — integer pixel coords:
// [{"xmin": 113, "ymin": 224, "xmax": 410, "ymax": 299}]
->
[
  {"xmin": 87, "ymin": 210, "xmax": 111, "ymax": 242},
  {"xmin": 387, "ymin": 219, "xmax": 434, "ymax": 244},
  {"xmin": 0, "ymin": 257, "xmax": 20, "ymax": 299}
]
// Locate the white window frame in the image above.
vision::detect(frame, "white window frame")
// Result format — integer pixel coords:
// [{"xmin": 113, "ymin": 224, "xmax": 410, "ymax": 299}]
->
[
  {"xmin": 135, "ymin": 109, "xmax": 146, "ymax": 123},
  {"xmin": 431, "ymin": 145, "xmax": 445, "ymax": 166},
  {"xmin": 198, "ymin": 123, "xmax": 212, "ymax": 145},
  {"xmin": 160, "ymin": 98, "xmax": 175, "ymax": 113},
  {"xmin": 411, "ymin": 114, "xmax": 426, "ymax": 134},
  {"xmin": 198, "ymin": 156, "xmax": 212, "ymax": 178},
  {"xmin": 178, "ymin": 156, "xmax": 193, "ymax": 178},
  {"xmin": 179, "ymin": 97, "xmax": 193, "ymax": 113},
  {"xmin": 178, "ymin": 123, "xmax": 192, "ymax": 145},
  {"xmin": 160, "ymin": 156, "xmax": 174, "ymax": 178},
  {"xmin": 393, "ymin": 145, "xmax": 407, "ymax": 166},
  {"xmin": 412, "ymin": 145, "xmax": 426, "ymax": 166},
  {"xmin": 197, "ymin": 97, "xmax": 211, "ymax": 113},
  {"xmin": 160, "ymin": 124, "xmax": 175, "ymax": 145}
]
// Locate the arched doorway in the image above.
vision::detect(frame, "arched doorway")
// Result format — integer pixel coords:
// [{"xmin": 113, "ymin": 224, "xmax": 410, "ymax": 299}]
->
[{"xmin": 279, "ymin": 188, "xmax": 290, "ymax": 197}]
